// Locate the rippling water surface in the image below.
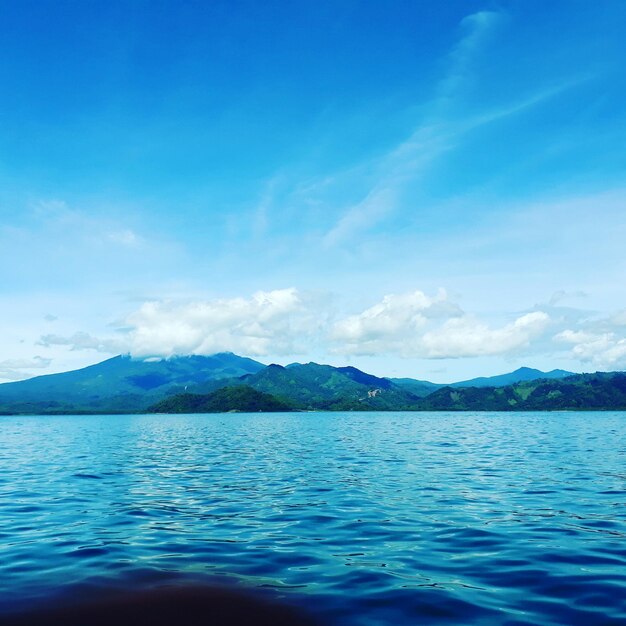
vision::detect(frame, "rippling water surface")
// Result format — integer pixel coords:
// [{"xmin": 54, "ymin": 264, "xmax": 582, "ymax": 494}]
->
[{"xmin": 1, "ymin": 412, "xmax": 625, "ymax": 624}]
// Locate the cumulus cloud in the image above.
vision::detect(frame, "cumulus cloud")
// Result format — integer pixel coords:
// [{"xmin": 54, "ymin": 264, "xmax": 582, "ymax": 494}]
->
[
  {"xmin": 420, "ymin": 312, "xmax": 550, "ymax": 358},
  {"xmin": 36, "ymin": 288, "xmax": 319, "ymax": 359},
  {"xmin": 38, "ymin": 288, "xmax": 559, "ymax": 362},
  {"xmin": 126, "ymin": 288, "xmax": 317, "ymax": 357},
  {"xmin": 331, "ymin": 289, "xmax": 550, "ymax": 358},
  {"xmin": 0, "ymin": 356, "xmax": 52, "ymax": 381},
  {"xmin": 331, "ymin": 290, "xmax": 458, "ymax": 344},
  {"xmin": 38, "ymin": 285, "xmax": 626, "ymax": 370},
  {"xmin": 555, "ymin": 329, "xmax": 626, "ymax": 370}
]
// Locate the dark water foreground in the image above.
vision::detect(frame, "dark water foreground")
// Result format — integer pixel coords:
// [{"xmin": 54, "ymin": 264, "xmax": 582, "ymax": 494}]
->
[{"xmin": 0, "ymin": 412, "xmax": 625, "ymax": 625}]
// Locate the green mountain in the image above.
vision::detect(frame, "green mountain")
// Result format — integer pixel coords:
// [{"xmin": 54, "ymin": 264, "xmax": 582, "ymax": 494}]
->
[
  {"xmin": 419, "ymin": 372, "xmax": 626, "ymax": 411},
  {"xmin": 192, "ymin": 362, "xmax": 422, "ymax": 411},
  {"xmin": 0, "ymin": 352, "xmax": 623, "ymax": 413},
  {"xmin": 150, "ymin": 385, "xmax": 292, "ymax": 413},
  {"xmin": 0, "ymin": 353, "xmax": 264, "ymax": 414}
]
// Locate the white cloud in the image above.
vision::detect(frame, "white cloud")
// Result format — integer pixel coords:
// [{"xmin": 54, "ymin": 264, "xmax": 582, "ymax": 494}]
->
[
  {"xmin": 331, "ymin": 289, "xmax": 457, "ymax": 342},
  {"xmin": 35, "ymin": 288, "xmax": 321, "ymax": 359},
  {"xmin": 33, "ymin": 285, "xmax": 626, "ymax": 372},
  {"xmin": 37, "ymin": 288, "xmax": 557, "ymax": 363},
  {"xmin": 555, "ymin": 328, "xmax": 626, "ymax": 370},
  {"xmin": 331, "ymin": 290, "xmax": 550, "ymax": 358},
  {"xmin": 0, "ymin": 356, "xmax": 52, "ymax": 381},
  {"xmin": 552, "ymin": 305, "xmax": 626, "ymax": 370},
  {"xmin": 421, "ymin": 311, "xmax": 550, "ymax": 358},
  {"xmin": 127, "ymin": 288, "xmax": 316, "ymax": 357}
]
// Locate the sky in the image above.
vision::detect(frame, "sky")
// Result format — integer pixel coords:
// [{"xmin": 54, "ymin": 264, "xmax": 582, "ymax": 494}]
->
[{"xmin": 1, "ymin": 0, "xmax": 626, "ymax": 384}]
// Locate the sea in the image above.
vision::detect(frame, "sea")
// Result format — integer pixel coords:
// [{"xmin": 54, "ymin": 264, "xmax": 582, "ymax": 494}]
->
[{"xmin": 0, "ymin": 411, "xmax": 625, "ymax": 625}]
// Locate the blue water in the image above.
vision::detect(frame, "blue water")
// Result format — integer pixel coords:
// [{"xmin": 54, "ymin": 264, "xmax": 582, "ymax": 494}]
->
[{"xmin": 1, "ymin": 412, "xmax": 625, "ymax": 625}]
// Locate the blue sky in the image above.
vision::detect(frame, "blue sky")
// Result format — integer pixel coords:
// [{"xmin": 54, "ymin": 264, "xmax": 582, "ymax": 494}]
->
[{"xmin": 1, "ymin": 0, "xmax": 626, "ymax": 383}]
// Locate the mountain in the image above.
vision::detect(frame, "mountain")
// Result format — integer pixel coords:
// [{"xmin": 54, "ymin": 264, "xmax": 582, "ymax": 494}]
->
[
  {"xmin": 0, "ymin": 352, "xmax": 622, "ymax": 413},
  {"xmin": 450, "ymin": 367, "xmax": 574, "ymax": 388},
  {"xmin": 419, "ymin": 372, "xmax": 626, "ymax": 411},
  {"xmin": 192, "ymin": 362, "xmax": 422, "ymax": 411},
  {"xmin": 150, "ymin": 385, "xmax": 293, "ymax": 413},
  {"xmin": 391, "ymin": 367, "xmax": 574, "ymax": 395},
  {"xmin": 0, "ymin": 353, "xmax": 264, "ymax": 414}
]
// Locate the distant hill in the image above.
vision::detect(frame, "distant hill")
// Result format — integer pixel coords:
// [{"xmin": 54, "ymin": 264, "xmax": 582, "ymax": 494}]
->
[
  {"xmin": 0, "ymin": 353, "xmax": 264, "ymax": 414},
  {"xmin": 450, "ymin": 367, "xmax": 574, "ymax": 388},
  {"xmin": 150, "ymin": 385, "xmax": 292, "ymax": 413},
  {"xmin": 391, "ymin": 366, "xmax": 573, "ymax": 395},
  {"xmin": 420, "ymin": 372, "xmax": 626, "ymax": 411}
]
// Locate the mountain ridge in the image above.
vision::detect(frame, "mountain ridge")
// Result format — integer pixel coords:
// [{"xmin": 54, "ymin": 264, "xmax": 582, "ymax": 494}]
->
[
  {"xmin": 449, "ymin": 366, "xmax": 574, "ymax": 388},
  {"xmin": 0, "ymin": 353, "xmax": 620, "ymax": 414}
]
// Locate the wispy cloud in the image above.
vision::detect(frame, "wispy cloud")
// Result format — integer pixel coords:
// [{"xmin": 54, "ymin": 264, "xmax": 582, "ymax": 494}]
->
[
  {"xmin": 31, "ymin": 200, "xmax": 146, "ymax": 248},
  {"xmin": 322, "ymin": 11, "xmax": 502, "ymax": 245},
  {"xmin": 38, "ymin": 332, "xmax": 127, "ymax": 354},
  {"xmin": 106, "ymin": 229, "xmax": 143, "ymax": 248},
  {"xmin": 436, "ymin": 10, "xmax": 503, "ymax": 113},
  {"xmin": 323, "ymin": 187, "xmax": 398, "ymax": 247},
  {"xmin": 319, "ymin": 10, "xmax": 583, "ymax": 248}
]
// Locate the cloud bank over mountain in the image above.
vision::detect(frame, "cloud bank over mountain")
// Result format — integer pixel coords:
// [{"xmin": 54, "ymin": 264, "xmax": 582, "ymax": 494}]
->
[{"xmin": 29, "ymin": 287, "xmax": 626, "ymax": 376}]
